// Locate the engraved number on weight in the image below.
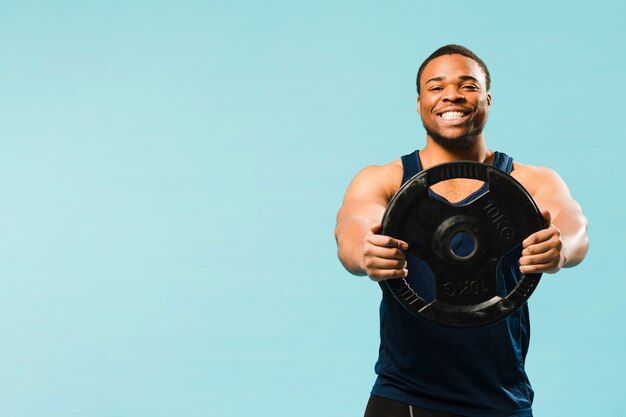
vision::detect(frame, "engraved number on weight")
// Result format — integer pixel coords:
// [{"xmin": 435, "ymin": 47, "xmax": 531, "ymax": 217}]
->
[
  {"xmin": 483, "ymin": 200, "xmax": 515, "ymax": 240},
  {"xmin": 443, "ymin": 280, "xmax": 489, "ymax": 297}
]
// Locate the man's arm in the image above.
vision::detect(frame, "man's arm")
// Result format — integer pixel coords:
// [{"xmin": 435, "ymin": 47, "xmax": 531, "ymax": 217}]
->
[
  {"xmin": 516, "ymin": 166, "xmax": 589, "ymax": 274},
  {"xmin": 334, "ymin": 163, "xmax": 408, "ymax": 280}
]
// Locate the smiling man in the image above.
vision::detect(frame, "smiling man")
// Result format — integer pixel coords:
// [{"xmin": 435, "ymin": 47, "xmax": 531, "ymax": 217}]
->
[{"xmin": 335, "ymin": 45, "xmax": 589, "ymax": 417}]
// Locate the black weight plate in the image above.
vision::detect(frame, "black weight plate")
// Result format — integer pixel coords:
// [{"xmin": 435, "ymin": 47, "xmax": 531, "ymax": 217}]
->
[{"xmin": 380, "ymin": 161, "xmax": 546, "ymax": 328}]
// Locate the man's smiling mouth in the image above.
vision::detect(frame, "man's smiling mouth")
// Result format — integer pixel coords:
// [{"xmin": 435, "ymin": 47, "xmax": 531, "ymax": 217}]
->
[{"xmin": 440, "ymin": 111, "xmax": 468, "ymax": 120}]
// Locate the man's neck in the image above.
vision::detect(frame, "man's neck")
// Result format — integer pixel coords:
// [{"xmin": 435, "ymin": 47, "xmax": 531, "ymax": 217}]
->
[{"xmin": 419, "ymin": 136, "xmax": 493, "ymax": 169}]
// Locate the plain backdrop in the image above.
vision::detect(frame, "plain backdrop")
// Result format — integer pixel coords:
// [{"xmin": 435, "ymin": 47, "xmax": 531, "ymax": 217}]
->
[{"xmin": 0, "ymin": 1, "xmax": 624, "ymax": 416}]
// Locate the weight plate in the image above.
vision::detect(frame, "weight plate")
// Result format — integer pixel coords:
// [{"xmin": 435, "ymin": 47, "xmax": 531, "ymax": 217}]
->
[{"xmin": 380, "ymin": 161, "xmax": 545, "ymax": 327}]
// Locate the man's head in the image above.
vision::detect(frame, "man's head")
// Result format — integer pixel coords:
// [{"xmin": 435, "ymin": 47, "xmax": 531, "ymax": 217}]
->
[
  {"xmin": 416, "ymin": 45, "xmax": 492, "ymax": 150},
  {"xmin": 416, "ymin": 45, "xmax": 490, "ymax": 95}
]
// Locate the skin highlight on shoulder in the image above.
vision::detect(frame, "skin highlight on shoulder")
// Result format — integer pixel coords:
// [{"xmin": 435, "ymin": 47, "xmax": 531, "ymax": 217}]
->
[
  {"xmin": 351, "ymin": 160, "xmax": 404, "ymax": 201},
  {"xmin": 510, "ymin": 162, "xmax": 566, "ymax": 199},
  {"xmin": 335, "ymin": 160, "xmax": 403, "ymax": 230}
]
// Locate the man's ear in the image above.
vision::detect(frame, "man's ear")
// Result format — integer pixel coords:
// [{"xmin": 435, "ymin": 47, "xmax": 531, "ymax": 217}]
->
[
  {"xmin": 417, "ymin": 96, "xmax": 421, "ymax": 115},
  {"xmin": 486, "ymin": 93, "xmax": 492, "ymax": 106}
]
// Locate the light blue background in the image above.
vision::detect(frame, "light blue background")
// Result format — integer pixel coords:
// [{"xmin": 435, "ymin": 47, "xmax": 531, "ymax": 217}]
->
[{"xmin": 0, "ymin": 1, "xmax": 624, "ymax": 416}]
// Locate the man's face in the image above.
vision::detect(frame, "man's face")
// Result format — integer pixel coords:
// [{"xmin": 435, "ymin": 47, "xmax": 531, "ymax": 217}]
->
[{"xmin": 417, "ymin": 54, "xmax": 491, "ymax": 149}]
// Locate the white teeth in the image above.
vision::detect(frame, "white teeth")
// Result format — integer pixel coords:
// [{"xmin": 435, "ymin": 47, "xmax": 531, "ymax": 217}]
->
[{"xmin": 441, "ymin": 111, "xmax": 465, "ymax": 120}]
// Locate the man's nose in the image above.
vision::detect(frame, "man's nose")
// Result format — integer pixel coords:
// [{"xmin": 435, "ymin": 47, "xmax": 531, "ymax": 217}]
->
[{"xmin": 442, "ymin": 87, "xmax": 465, "ymax": 102}]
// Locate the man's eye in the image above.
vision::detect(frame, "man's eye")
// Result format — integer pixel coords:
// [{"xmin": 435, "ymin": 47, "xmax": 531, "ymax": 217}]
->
[
  {"xmin": 462, "ymin": 85, "xmax": 478, "ymax": 90},
  {"xmin": 430, "ymin": 86, "xmax": 443, "ymax": 91}
]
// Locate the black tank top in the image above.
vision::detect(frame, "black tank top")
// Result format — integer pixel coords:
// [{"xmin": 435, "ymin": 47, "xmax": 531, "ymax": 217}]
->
[{"xmin": 371, "ymin": 150, "xmax": 534, "ymax": 417}]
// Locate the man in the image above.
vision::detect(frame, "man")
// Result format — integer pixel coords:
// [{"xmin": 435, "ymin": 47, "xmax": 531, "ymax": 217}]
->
[{"xmin": 334, "ymin": 45, "xmax": 589, "ymax": 417}]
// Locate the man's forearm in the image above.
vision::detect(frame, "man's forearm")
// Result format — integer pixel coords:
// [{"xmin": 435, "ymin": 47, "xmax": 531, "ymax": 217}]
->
[
  {"xmin": 554, "ymin": 209, "xmax": 589, "ymax": 268},
  {"xmin": 335, "ymin": 219, "xmax": 369, "ymax": 276}
]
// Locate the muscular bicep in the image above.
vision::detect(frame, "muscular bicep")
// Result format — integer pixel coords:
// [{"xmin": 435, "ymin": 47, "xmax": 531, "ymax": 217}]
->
[
  {"xmin": 334, "ymin": 163, "xmax": 405, "ymax": 276},
  {"xmin": 529, "ymin": 168, "xmax": 580, "ymax": 220},
  {"xmin": 517, "ymin": 165, "xmax": 589, "ymax": 267},
  {"xmin": 336, "ymin": 165, "xmax": 400, "ymax": 230}
]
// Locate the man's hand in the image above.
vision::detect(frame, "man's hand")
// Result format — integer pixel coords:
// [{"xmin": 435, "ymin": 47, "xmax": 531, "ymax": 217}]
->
[
  {"xmin": 363, "ymin": 223, "xmax": 409, "ymax": 281},
  {"xmin": 519, "ymin": 209, "xmax": 565, "ymax": 274}
]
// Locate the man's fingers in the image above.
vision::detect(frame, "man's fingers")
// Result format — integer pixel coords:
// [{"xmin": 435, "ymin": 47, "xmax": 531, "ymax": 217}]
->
[
  {"xmin": 520, "ymin": 260, "xmax": 560, "ymax": 274},
  {"xmin": 362, "ymin": 223, "xmax": 410, "ymax": 281},
  {"xmin": 522, "ymin": 226, "xmax": 559, "ymax": 248},
  {"xmin": 523, "ymin": 208, "xmax": 556, "ymax": 248},
  {"xmin": 540, "ymin": 209, "xmax": 552, "ymax": 227},
  {"xmin": 521, "ymin": 238, "xmax": 559, "ymax": 256},
  {"xmin": 364, "ymin": 244, "xmax": 406, "ymax": 261},
  {"xmin": 369, "ymin": 222, "xmax": 382, "ymax": 234},
  {"xmin": 367, "ymin": 233, "xmax": 409, "ymax": 250},
  {"xmin": 369, "ymin": 268, "xmax": 409, "ymax": 281},
  {"xmin": 365, "ymin": 257, "xmax": 407, "ymax": 270},
  {"xmin": 522, "ymin": 229, "xmax": 551, "ymax": 247},
  {"xmin": 368, "ymin": 222, "xmax": 409, "ymax": 250},
  {"xmin": 519, "ymin": 217, "xmax": 564, "ymax": 274},
  {"xmin": 520, "ymin": 248, "xmax": 560, "ymax": 266}
]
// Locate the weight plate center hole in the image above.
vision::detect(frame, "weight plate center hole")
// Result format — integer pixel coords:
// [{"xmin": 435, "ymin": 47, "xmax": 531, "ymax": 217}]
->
[{"xmin": 450, "ymin": 231, "xmax": 477, "ymax": 259}]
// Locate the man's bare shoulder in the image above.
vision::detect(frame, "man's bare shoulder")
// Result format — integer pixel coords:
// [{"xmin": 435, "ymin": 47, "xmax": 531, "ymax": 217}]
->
[
  {"xmin": 510, "ymin": 161, "xmax": 567, "ymax": 197},
  {"xmin": 357, "ymin": 159, "xmax": 403, "ymax": 176},
  {"xmin": 352, "ymin": 159, "xmax": 404, "ymax": 198},
  {"xmin": 358, "ymin": 159, "xmax": 403, "ymax": 173}
]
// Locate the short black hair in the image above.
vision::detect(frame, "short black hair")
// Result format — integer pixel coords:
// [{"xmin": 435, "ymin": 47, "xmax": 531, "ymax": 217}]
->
[{"xmin": 416, "ymin": 45, "xmax": 490, "ymax": 94}]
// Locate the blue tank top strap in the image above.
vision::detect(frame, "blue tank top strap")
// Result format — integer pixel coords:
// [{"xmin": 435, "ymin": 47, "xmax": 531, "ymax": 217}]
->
[
  {"xmin": 492, "ymin": 151, "xmax": 514, "ymax": 174},
  {"xmin": 400, "ymin": 150, "xmax": 421, "ymax": 184}
]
